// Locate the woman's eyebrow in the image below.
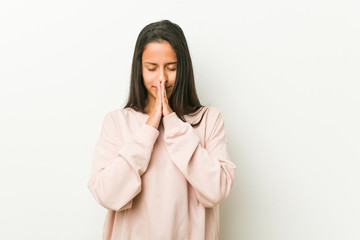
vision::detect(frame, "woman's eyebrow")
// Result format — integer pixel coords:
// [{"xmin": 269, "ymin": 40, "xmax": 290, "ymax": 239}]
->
[{"xmin": 143, "ymin": 62, "xmax": 177, "ymax": 65}]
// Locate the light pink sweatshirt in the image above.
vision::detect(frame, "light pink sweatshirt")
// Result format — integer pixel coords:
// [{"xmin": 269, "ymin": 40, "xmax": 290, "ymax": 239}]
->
[{"xmin": 87, "ymin": 106, "xmax": 236, "ymax": 240}]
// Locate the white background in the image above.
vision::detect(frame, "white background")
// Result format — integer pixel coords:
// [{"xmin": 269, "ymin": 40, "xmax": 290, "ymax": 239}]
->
[{"xmin": 1, "ymin": 0, "xmax": 359, "ymax": 239}]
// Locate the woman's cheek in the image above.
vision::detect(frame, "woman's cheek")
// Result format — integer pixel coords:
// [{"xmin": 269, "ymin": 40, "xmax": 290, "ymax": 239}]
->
[{"xmin": 172, "ymin": 71, "xmax": 176, "ymax": 82}]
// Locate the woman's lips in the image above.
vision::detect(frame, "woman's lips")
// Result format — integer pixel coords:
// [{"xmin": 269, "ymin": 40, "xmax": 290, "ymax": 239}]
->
[{"xmin": 152, "ymin": 86, "xmax": 171, "ymax": 89}]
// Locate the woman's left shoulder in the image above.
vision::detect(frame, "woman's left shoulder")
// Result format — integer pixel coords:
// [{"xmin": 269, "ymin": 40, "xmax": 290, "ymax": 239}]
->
[
  {"xmin": 184, "ymin": 105, "xmax": 224, "ymax": 125},
  {"xmin": 204, "ymin": 105, "xmax": 223, "ymax": 119}
]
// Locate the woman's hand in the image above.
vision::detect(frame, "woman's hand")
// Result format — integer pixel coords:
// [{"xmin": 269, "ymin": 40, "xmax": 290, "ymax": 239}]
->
[
  {"xmin": 145, "ymin": 80, "xmax": 174, "ymax": 129},
  {"xmin": 146, "ymin": 81, "xmax": 163, "ymax": 129},
  {"xmin": 161, "ymin": 80, "xmax": 174, "ymax": 117}
]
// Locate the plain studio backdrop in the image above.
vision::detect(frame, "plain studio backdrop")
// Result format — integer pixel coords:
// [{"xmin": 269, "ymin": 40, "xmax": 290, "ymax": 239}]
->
[{"xmin": 0, "ymin": 0, "xmax": 359, "ymax": 239}]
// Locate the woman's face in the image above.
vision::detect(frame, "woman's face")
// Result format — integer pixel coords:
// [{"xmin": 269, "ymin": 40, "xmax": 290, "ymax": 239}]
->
[{"xmin": 142, "ymin": 40, "xmax": 177, "ymax": 101}]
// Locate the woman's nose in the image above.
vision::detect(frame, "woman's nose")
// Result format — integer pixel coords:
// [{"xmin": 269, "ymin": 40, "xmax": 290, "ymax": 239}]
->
[{"xmin": 159, "ymin": 69, "xmax": 167, "ymax": 82}]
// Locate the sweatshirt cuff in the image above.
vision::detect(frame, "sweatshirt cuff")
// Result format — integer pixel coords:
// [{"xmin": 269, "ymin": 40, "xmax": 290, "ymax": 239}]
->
[
  {"xmin": 140, "ymin": 122, "xmax": 160, "ymax": 146},
  {"xmin": 162, "ymin": 112, "xmax": 184, "ymax": 132},
  {"xmin": 117, "ymin": 123, "xmax": 159, "ymax": 176}
]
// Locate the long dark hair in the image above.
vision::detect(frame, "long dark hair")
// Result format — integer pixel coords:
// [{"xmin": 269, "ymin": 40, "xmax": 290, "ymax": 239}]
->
[{"xmin": 123, "ymin": 19, "xmax": 207, "ymax": 127}]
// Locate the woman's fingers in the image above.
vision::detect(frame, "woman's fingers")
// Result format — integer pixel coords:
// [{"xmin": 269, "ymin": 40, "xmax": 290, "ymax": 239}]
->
[
  {"xmin": 161, "ymin": 81, "xmax": 166, "ymax": 103},
  {"xmin": 161, "ymin": 81, "xmax": 173, "ymax": 116},
  {"xmin": 162, "ymin": 81, "xmax": 167, "ymax": 112},
  {"xmin": 145, "ymin": 80, "xmax": 162, "ymax": 130},
  {"xmin": 157, "ymin": 80, "xmax": 161, "ymax": 103},
  {"xmin": 155, "ymin": 81, "xmax": 162, "ymax": 116}
]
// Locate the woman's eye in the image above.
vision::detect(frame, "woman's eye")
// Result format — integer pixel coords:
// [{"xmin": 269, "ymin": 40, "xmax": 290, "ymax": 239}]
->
[
  {"xmin": 168, "ymin": 68, "xmax": 177, "ymax": 71},
  {"xmin": 147, "ymin": 68, "xmax": 156, "ymax": 71}
]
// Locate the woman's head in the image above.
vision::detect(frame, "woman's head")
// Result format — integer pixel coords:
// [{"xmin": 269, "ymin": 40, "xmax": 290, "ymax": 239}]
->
[{"xmin": 124, "ymin": 19, "xmax": 204, "ymax": 122}]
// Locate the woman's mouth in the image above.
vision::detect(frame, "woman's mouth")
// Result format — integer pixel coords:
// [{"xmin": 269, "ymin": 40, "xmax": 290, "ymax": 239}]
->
[{"xmin": 152, "ymin": 86, "xmax": 171, "ymax": 89}]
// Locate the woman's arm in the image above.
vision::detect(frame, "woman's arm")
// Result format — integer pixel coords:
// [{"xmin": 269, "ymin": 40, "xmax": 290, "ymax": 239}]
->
[
  {"xmin": 162, "ymin": 107, "xmax": 236, "ymax": 208},
  {"xmin": 87, "ymin": 112, "xmax": 159, "ymax": 211}
]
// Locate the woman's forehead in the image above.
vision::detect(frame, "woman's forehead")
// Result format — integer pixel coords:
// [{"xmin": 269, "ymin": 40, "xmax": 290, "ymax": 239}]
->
[{"xmin": 142, "ymin": 41, "xmax": 177, "ymax": 63}]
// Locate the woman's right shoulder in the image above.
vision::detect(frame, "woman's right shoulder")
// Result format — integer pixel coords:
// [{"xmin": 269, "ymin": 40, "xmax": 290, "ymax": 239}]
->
[
  {"xmin": 104, "ymin": 107, "xmax": 144, "ymax": 123},
  {"xmin": 99, "ymin": 108, "xmax": 144, "ymax": 143},
  {"xmin": 104, "ymin": 107, "xmax": 131, "ymax": 118}
]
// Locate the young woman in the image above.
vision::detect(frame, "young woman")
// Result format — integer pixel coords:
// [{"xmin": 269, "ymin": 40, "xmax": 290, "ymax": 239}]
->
[{"xmin": 87, "ymin": 19, "xmax": 236, "ymax": 240}]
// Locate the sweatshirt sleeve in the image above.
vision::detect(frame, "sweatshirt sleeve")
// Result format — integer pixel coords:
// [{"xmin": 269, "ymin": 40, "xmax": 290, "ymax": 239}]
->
[
  {"xmin": 162, "ymin": 108, "xmax": 236, "ymax": 208},
  {"xmin": 87, "ymin": 112, "xmax": 159, "ymax": 211}
]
